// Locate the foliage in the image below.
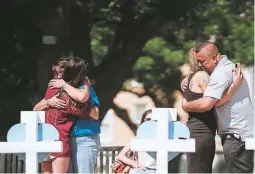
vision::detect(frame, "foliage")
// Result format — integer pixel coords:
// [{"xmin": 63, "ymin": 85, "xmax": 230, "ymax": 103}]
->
[
  {"xmin": 132, "ymin": 37, "xmax": 184, "ymax": 106},
  {"xmin": 125, "ymin": 0, "xmax": 254, "ymax": 107},
  {"xmin": 199, "ymin": 0, "xmax": 254, "ymax": 65},
  {"xmin": 0, "ymin": 0, "xmax": 253, "ymax": 135}
]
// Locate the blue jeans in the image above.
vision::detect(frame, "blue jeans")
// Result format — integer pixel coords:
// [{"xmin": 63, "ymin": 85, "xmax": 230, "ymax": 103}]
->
[
  {"xmin": 130, "ymin": 167, "xmax": 156, "ymax": 174},
  {"xmin": 68, "ymin": 135, "xmax": 100, "ymax": 173}
]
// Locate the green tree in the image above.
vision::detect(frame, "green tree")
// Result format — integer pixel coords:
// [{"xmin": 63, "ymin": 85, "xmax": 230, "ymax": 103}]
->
[
  {"xmin": 198, "ymin": 0, "xmax": 254, "ymax": 65},
  {"xmin": 0, "ymin": 0, "xmax": 253, "ymax": 138}
]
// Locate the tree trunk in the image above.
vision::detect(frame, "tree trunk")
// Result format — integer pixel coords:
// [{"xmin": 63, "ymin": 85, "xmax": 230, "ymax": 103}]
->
[
  {"xmin": 93, "ymin": 0, "xmax": 202, "ymax": 121},
  {"xmin": 69, "ymin": 0, "xmax": 93, "ymax": 74},
  {"xmin": 37, "ymin": 0, "xmax": 71, "ymax": 97},
  {"xmin": 96, "ymin": 17, "xmax": 167, "ymax": 122}
]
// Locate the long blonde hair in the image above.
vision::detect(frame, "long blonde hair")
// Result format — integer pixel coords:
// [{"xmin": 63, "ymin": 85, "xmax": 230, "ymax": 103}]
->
[{"xmin": 189, "ymin": 48, "xmax": 204, "ymax": 74}]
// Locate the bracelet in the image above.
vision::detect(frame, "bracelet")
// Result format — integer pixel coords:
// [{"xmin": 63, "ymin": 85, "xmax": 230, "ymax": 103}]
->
[
  {"xmin": 61, "ymin": 82, "xmax": 67, "ymax": 91},
  {"xmin": 46, "ymin": 100, "xmax": 50, "ymax": 109}
]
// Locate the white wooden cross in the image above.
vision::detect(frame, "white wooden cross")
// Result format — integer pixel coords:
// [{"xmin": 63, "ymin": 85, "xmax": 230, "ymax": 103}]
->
[
  {"xmin": 0, "ymin": 111, "xmax": 62, "ymax": 174},
  {"xmin": 245, "ymin": 69, "xmax": 255, "ymax": 173},
  {"xmin": 245, "ymin": 116, "xmax": 255, "ymax": 173},
  {"xmin": 130, "ymin": 108, "xmax": 195, "ymax": 174}
]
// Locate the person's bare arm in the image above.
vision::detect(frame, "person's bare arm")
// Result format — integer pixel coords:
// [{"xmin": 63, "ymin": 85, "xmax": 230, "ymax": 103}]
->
[
  {"xmin": 62, "ymin": 80, "xmax": 90, "ymax": 103},
  {"xmin": 33, "ymin": 94, "xmax": 66, "ymax": 111},
  {"xmin": 215, "ymin": 86, "xmax": 236, "ymax": 107},
  {"xmin": 183, "ymin": 62, "xmax": 235, "ymax": 113},
  {"xmin": 195, "ymin": 69, "xmax": 242, "ymax": 108},
  {"xmin": 117, "ymin": 143, "xmax": 143, "ymax": 168},
  {"xmin": 55, "ymin": 92, "xmax": 91, "ymax": 118},
  {"xmin": 215, "ymin": 65, "xmax": 243, "ymax": 106},
  {"xmin": 198, "ymin": 72, "xmax": 237, "ymax": 107},
  {"xmin": 180, "ymin": 76, "xmax": 189, "ymax": 92},
  {"xmin": 33, "ymin": 99, "xmax": 48, "ymax": 111},
  {"xmin": 197, "ymin": 71, "xmax": 210, "ymax": 93},
  {"xmin": 89, "ymin": 107, "xmax": 99, "ymax": 120},
  {"xmin": 49, "ymin": 79, "xmax": 90, "ymax": 103},
  {"xmin": 182, "ymin": 97, "xmax": 218, "ymax": 113},
  {"xmin": 181, "ymin": 71, "xmax": 215, "ymax": 113}
]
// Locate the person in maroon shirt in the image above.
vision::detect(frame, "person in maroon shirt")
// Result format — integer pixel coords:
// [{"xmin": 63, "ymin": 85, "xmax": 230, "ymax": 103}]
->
[{"xmin": 34, "ymin": 57, "xmax": 93, "ymax": 173}]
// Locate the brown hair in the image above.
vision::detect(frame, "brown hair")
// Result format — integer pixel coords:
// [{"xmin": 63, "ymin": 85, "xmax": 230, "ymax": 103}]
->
[
  {"xmin": 140, "ymin": 109, "xmax": 152, "ymax": 124},
  {"xmin": 52, "ymin": 58, "xmax": 70, "ymax": 78},
  {"xmin": 52, "ymin": 57, "xmax": 88, "ymax": 88},
  {"xmin": 62, "ymin": 57, "xmax": 88, "ymax": 88}
]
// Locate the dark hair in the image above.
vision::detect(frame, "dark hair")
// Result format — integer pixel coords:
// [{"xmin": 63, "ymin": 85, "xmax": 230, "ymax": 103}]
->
[
  {"xmin": 62, "ymin": 57, "xmax": 88, "ymax": 88},
  {"xmin": 194, "ymin": 41, "xmax": 219, "ymax": 53},
  {"xmin": 140, "ymin": 109, "xmax": 152, "ymax": 124},
  {"xmin": 52, "ymin": 58, "xmax": 69, "ymax": 68},
  {"xmin": 52, "ymin": 58, "xmax": 69, "ymax": 78}
]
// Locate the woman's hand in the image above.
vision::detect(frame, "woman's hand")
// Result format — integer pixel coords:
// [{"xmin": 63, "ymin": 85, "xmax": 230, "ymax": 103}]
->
[
  {"xmin": 232, "ymin": 64, "xmax": 243, "ymax": 89},
  {"xmin": 49, "ymin": 79, "xmax": 66, "ymax": 89},
  {"xmin": 111, "ymin": 160, "xmax": 121, "ymax": 171},
  {"xmin": 48, "ymin": 94, "xmax": 66, "ymax": 109},
  {"xmin": 89, "ymin": 107, "xmax": 99, "ymax": 120},
  {"xmin": 180, "ymin": 76, "xmax": 188, "ymax": 92}
]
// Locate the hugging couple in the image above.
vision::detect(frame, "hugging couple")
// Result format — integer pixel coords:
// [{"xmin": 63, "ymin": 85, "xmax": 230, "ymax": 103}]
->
[
  {"xmin": 34, "ymin": 57, "xmax": 100, "ymax": 173},
  {"xmin": 182, "ymin": 41, "xmax": 254, "ymax": 173}
]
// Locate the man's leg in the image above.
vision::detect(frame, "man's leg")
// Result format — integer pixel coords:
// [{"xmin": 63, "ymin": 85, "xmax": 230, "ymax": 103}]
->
[
  {"xmin": 75, "ymin": 135, "xmax": 100, "ymax": 173},
  {"xmin": 222, "ymin": 136, "xmax": 254, "ymax": 173}
]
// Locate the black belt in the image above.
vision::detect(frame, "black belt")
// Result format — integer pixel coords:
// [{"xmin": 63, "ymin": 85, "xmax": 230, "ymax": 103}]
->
[{"xmin": 220, "ymin": 133, "xmax": 242, "ymax": 144}]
